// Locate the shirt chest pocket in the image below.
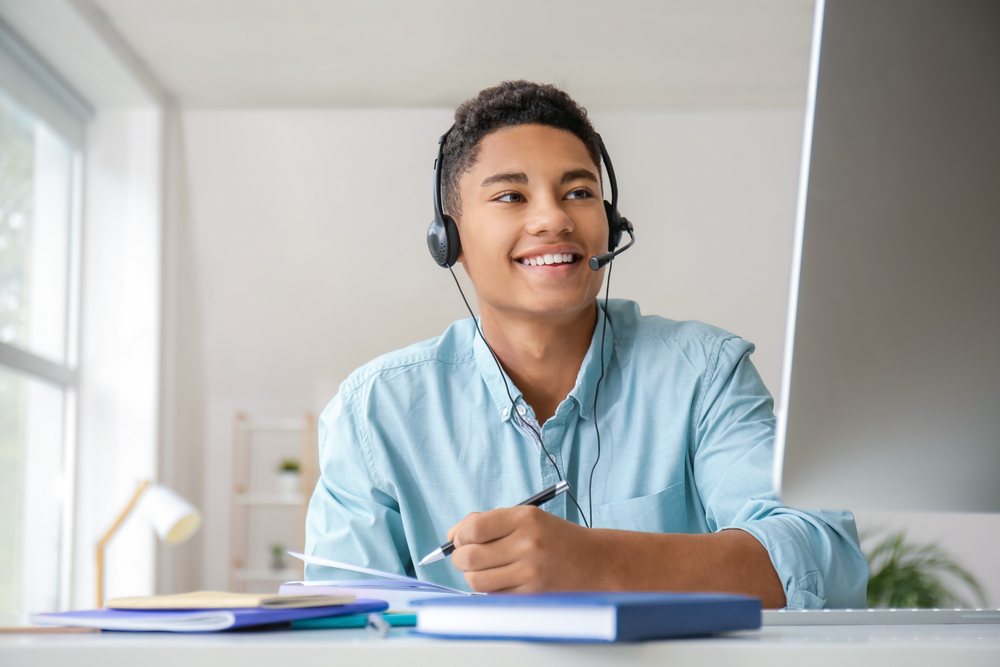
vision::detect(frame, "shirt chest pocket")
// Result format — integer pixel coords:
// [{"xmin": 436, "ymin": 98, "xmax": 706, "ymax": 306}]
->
[{"xmin": 591, "ymin": 481, "xmax": 687, "ymax": 533}]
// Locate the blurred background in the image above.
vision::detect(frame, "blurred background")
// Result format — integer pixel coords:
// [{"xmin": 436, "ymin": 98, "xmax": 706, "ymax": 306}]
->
[{"xmin": 0, "ymin": 0, "xmax": 995, "ymax": 613}]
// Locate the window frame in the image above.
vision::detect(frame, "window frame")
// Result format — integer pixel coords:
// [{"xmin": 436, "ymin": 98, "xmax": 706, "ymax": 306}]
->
[{"xmin": 0, "ymin": 17, "xmax": 89, "ymax": 612}]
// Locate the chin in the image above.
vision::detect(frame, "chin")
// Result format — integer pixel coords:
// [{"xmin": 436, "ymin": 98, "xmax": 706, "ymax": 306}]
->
[
  {"xmin": 515, "ymin": 294, "xmax": 597, "ymax": 319},
  {"xmin": 479, "ymin": 279, "xmax": 603, "ymax": 321}
]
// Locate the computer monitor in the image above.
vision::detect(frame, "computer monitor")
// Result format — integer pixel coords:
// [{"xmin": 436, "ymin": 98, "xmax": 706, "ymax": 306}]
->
[{"xmin": 774, "ymin": 0, "xmax": 1000, "ymax": 513}]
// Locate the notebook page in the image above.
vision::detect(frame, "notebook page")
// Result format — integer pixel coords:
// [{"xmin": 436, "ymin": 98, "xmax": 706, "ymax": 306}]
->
[{"xmin": 287, "ymin": 551, "xmax": 469, "ymax": 594}]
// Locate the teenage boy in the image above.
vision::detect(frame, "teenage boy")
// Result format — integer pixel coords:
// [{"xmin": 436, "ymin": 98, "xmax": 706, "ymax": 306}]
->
[{"xmin": 305, "ymin": 81, "xmax": 868, "ymax": 609}]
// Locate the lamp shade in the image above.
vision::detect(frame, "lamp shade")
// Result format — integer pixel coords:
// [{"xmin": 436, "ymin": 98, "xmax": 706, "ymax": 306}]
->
[{"xmin": 141, "ymin": 484, "xmax": 201, "ymax": 545}]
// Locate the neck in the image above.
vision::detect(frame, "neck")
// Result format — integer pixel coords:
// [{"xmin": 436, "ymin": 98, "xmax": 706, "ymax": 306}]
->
[{"xmin": 479, "ymin": 302, "xmax": 598, "ymax": 424}]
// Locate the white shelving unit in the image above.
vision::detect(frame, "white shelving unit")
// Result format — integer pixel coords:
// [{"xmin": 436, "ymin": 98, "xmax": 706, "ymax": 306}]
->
[
  {"xmin": 232, "ymin": 568, "xmax": 303, "ymax": 583},
  {"xmin": 235, "ymin": 493, "xmax": 305, "ymax": 506},
  {"xmin": 227, "ymin": 412, "xmax": 317, "ymax": 592}
]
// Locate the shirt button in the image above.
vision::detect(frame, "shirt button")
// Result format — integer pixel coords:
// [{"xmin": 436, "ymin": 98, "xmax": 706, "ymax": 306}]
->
[
  {"xmin": 502, "ymin": 408, "xmax": 509, "ymax": 417},
  {"xmin": 517, "ymin": 405, "xmax": 527, "ymax": 416}
]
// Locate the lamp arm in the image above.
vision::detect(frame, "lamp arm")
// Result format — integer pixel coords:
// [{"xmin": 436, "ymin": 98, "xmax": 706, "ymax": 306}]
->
[{"xmin": 95, "ymin": 479, "xmax": 151, "ymax": 608}]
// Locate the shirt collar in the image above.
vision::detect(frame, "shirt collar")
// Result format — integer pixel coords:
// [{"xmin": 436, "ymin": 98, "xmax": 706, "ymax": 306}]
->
[{"xmin": 472, "ymin": 302, "xmax": 615, "ymax": 423}]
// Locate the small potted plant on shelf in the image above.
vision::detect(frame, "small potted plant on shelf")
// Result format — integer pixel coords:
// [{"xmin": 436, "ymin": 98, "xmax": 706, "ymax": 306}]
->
[
  {"xmin": 271, "ymin": 544, "xmax": 285, "ymax": 571},
  {"xmin": 277, "ymin": 459, "xmax": 301, "ymax": 497}
]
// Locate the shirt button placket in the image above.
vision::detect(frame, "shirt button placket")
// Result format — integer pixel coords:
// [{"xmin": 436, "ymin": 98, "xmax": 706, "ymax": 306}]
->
[{"xmin": 536, "ymin": 417, "xmax": 562, "ymax": 490}]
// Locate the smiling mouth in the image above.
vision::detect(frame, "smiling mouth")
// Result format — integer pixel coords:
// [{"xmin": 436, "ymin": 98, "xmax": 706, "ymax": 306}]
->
[{"xmin": 517, "ymin": 252, "xmax": 581, "ymax": 266}]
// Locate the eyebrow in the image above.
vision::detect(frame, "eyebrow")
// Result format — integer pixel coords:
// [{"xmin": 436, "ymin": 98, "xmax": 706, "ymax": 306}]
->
[
  {"xmin": 480, "ymin": 171, "xmax": 528, "ymax": 187},
  {"xmin": 561, "ymin": 168, "xmax": 599, "ymax": 185},
  {"xmin": 480, "ymin": 168, "xmax": 599, "ymax": 188}
]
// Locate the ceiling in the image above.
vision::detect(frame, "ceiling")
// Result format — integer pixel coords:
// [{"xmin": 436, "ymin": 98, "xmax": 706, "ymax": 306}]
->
[{"xmin": 87, "ymin": 0, "xmax": 815, "ymax": 110}]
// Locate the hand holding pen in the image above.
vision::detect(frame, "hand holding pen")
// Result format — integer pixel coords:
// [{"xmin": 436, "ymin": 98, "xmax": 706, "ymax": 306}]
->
[{"xmin": 418, "ymin": 480, "xmax": 571, "ymax": 566}]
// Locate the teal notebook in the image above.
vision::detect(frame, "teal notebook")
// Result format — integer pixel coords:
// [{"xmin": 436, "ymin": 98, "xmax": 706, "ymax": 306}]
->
[
  {"xmin": 292, "ymin": 612, "xmax": 417, "ymax": 629},
  {"xmin": 30, "ymin": 600, "xmax": 389, "ymax": 633}
]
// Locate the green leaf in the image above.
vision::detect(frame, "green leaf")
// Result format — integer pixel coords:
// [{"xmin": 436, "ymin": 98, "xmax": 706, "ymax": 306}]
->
[{"xmin": 862, "ymin": 529, "xmax": 987, "ymax": 608}]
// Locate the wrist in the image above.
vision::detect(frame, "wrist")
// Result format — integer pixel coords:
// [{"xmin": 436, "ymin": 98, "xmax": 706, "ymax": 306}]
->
[
  {"xmin": 593, "ymin": 529, "xmax": 678, "ymax": 591},
  {"xmin": 591, "ymin": 528, "xmax": 629, "ymax": 590}
]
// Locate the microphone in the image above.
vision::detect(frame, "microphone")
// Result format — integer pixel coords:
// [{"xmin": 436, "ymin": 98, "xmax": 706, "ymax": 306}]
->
[{"xmin": 589, "ymin": 224, "xmax": 635, "ymax": 271}]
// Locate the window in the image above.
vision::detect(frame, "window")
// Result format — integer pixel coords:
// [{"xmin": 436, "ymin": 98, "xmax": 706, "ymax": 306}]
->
[{"xmin": 0, "ymin": 24, "xmax": 86, "ymax": 614}]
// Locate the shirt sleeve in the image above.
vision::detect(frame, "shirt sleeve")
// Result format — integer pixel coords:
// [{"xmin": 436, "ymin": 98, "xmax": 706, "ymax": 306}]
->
[
  {"xmin": 692, "ymin": 337, "xmax": 869, "ymax": 609},
  {"xmin": 304, "ymin": 382, "xmax": 414, "ymax": 580}
]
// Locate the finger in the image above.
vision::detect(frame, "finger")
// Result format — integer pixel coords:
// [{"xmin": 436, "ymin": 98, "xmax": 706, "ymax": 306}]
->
[
  {"xmin": 446, "ymin": 512, "xmax": 480, "ymax": 543},
  {"xmin": 490, "ymin": 583, "xmax": 544, "ymax": 594},
  {"xmin": 463, "ymin": 561, "xmax": 533, "ymax": 594},
  {"xmin": 450, "ymin": 537, "xmax": 518, "ymax": 573},
  {"xmin": 452, "ymin": 507, "xmax": 523, "ymax": 547}
]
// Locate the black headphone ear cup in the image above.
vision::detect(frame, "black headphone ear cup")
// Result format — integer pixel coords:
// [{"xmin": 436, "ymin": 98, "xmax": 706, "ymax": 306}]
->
[
  {"xmin": 427, "ymin": 218, "xmax": 448, "ymax": 267},
  {"xmin": 442, "ymin": 214, "xmax": 461, "ymax": 267},
  {"xmin": 604, "ymin": 200, "xmax": 622, "ymax": 252},
  {"xmin": 427, "ymin": 214, "xmax": 462, "ymax": 268}
]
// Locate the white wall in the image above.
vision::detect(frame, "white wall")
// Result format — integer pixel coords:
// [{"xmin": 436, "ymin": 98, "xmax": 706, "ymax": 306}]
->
[
  {"xmin": 73, "ymin": 107, "xmax": 163, "ymax": 608},
  {"xmin": 155, "ymin": 107, "xmax": 205, "ymax": 597},
  {"xmin": 181, "ymin": 107, "xmax": 804, "ymax": 590}
]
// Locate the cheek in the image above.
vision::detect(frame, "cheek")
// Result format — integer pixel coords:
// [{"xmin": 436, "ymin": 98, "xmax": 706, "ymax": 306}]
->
[
  {"xmin": 462, "ymin": 227, "xmax": 517, "ymax": 272},
  {"xmin": 589, "ymin": 215, "xmax": 610, "ymax": 250}
]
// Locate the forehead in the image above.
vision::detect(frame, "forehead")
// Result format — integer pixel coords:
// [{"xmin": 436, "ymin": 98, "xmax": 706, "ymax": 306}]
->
[{"xmin": 466, "ymin": 124, "xmax": 598, "ymax": 180}]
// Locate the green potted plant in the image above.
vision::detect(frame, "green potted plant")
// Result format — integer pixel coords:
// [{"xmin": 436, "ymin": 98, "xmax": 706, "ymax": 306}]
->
[
  {"xmin": 864, "ymin": 530, "xmax": 986, "ymax": 608},
  {"xmin": 270, "ymin": 544, "xmax": 285, "ymax": 571},
  {"xmin": 276, "ymin": 458, "xmax": 301, "ymax": 497}
]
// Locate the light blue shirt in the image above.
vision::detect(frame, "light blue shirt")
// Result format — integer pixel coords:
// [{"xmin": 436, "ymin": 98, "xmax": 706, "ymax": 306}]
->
[{"xmin": 305, "ymin": 299, "xmax": 868, "ymax": 608}]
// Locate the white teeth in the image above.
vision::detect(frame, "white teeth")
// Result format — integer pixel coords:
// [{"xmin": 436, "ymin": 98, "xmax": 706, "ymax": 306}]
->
[{"xmin": 521, "ymin": 253, "xmax": 576, "ymax": 265}]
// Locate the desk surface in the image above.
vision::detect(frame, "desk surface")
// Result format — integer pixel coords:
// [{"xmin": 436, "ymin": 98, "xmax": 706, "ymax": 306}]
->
[{"xmin": 3, "ymin": 623, "xmax": 1000, "ymax": 667}]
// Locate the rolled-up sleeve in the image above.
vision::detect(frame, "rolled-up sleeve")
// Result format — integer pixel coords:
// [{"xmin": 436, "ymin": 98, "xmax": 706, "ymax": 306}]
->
[
  {"xmin": 693, "ymin": 337, "xmax": 869, "ymax": 609},
  {"xmin": 304, "ymin": 381, "xmax": 413, "ymax": 580}
]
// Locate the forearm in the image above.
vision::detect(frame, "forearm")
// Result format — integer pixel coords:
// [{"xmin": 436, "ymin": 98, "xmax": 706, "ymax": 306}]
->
[{"xmin": 592, "ymin": 528, "xmax": 787, "ymax": 608}]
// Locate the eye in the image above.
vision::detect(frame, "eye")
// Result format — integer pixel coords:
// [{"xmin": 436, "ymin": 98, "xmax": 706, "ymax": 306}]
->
[
  {"xmin": 493, "ymin": 191, "xmax": 524, "ymax": 203},
  {"xmin": 565, "ymin": 188, "xmax": 594, "ymax": 200}
]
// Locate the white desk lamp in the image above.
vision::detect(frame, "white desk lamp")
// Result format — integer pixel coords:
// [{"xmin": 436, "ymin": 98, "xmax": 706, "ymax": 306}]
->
[{"xmin": 95, "ymin": 480, "xmax": 202, "ymax": 608}]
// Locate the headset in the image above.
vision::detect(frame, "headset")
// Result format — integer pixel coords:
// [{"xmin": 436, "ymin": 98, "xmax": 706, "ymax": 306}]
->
[
  {"xmin": 426, "ymin": 124, "xmax": 636, "ymax": 528},
  {"xmin": 427, "ymin": 126, "xmax": 635, "ymax": 270}
]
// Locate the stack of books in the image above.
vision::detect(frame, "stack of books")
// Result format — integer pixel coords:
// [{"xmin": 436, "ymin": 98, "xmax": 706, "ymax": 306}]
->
[{"xmin": 30, "ymin": 591, "xmax": 387, "ymax": 632}]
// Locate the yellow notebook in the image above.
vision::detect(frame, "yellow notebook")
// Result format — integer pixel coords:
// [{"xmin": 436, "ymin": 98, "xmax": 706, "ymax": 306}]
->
[{"xmin": 106, "ymin": 591, "xmax": 355, "ymax": 610}]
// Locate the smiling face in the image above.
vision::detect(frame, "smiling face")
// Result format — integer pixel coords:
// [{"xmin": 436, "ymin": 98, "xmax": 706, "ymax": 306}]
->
[{"xmin": 454, "ymin": 123, "xmax": 609, "ymax": 323}]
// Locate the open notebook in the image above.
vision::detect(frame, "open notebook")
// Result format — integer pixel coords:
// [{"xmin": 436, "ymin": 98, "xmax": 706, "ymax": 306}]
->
[{"xmin": 282, "ymin": 552, "xmax": 481, "ymax": 611}]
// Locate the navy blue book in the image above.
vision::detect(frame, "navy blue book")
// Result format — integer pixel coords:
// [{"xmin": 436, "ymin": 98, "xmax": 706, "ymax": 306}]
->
[
  {"xmin": 30, "ymin": 599, "xmax": 388, "ymax": 633},
  {"xmin": 410, "ymin": 592, "xmax": 761, "ymax": 642}
]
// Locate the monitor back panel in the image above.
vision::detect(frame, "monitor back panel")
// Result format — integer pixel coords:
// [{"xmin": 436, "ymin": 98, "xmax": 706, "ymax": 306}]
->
[{"xmin": 781, "ymin": 0, "xmax": 1000, "ymax": 512}]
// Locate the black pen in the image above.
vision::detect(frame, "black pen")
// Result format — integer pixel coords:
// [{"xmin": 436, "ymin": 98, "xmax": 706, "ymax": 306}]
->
[{"xmin": 417, "ymin": 480, "xmax": 571, "ymax": 566}]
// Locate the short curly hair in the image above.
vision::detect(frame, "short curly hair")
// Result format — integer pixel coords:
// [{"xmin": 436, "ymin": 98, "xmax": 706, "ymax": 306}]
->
[{"xmin": 442, "ymin": 81, "xmax": 601, "ymax": 219}]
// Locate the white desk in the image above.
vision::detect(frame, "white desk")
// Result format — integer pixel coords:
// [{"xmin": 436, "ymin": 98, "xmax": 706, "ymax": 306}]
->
[{"xmin": 3, "ymin": 623, "xmax": 1000, "ymax": 667}]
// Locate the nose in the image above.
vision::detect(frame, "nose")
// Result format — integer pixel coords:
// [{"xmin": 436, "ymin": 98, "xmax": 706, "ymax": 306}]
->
[{"xmin": 524, "ymin": 194, "xmax": 575, "ymax": 237}]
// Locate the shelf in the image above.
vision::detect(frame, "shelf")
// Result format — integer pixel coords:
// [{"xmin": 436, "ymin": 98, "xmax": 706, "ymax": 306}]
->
[
  {"xmin": 230, "ymin": 411, "xmax": 316, "ymax": 593},
  {"xmin": 233, "ymin": 568, "xmax": 302, "ymax": 582},
  {"xmin": 235, "ymin": 493, "xmax": 304, "ymax": 506},
  {"xmin": 236, "ymin": 419, "xmax": 308, "ymax": 432}
]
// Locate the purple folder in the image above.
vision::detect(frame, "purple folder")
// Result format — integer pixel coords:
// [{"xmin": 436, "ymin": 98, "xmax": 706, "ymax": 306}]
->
[{"xmin": 30, "ymin": 599, "xmax": 389, "ymax": 633}]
